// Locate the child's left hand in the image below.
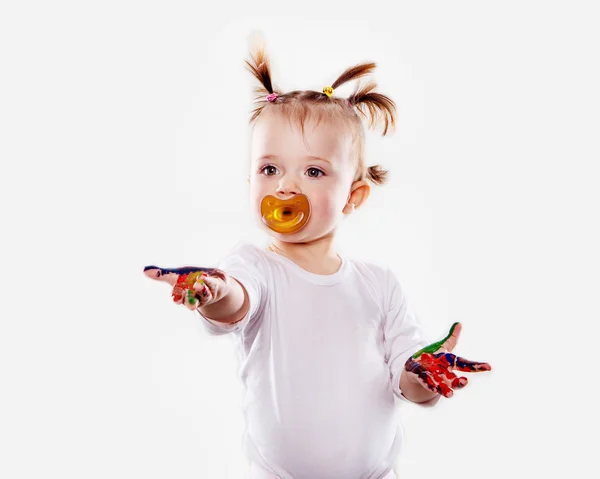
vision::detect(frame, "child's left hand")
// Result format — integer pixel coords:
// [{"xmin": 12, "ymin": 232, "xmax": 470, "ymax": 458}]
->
[{"xmin": 404, "ymin": 322, "xmax": 492, "ymax": 398}]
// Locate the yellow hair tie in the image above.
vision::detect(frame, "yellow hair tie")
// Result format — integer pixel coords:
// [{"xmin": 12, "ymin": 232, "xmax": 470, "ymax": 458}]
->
[{"xmin": 322, "ymin": 86, "xmax": 334, "ymax": 97}]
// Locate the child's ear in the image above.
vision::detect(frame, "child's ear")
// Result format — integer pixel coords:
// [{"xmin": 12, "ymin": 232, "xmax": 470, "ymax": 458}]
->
[{"xmin": 351, "ymin": 180, "xmax": 371, "ymax": 208}]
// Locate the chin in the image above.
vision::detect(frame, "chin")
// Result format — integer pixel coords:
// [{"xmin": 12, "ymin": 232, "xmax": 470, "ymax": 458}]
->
[
  {"xmin": 275, "ymin": 227, "xmax": 337, "ymax": 245},
  {"xmin": 269, "ymin": 230, "xmax": 309, "ymax": 243}
]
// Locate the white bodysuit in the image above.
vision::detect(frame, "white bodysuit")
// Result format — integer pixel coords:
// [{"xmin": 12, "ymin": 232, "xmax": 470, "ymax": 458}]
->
[{"xmin": 197, "ymin": 242, "xmax": 438, "ymax": 479}]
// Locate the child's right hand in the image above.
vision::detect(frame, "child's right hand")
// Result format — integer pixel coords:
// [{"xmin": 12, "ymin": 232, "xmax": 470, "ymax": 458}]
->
[{"xmin": 143, "ymin": 265, "xmax": 230, "ymax": 311}]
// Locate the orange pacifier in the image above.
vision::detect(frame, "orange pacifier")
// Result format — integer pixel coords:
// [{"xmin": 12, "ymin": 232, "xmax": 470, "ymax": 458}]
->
[{"xmin": 260, "ymin": 194, "xmax": 311, "ymax": 234}]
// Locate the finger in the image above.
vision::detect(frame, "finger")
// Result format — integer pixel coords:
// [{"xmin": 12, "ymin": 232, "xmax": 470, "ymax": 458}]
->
[
  {"xmin": 434, "ymin": 352, "xmax": 492, "ymax": 372},
  {"xmin": 196, "ymin": 275, "xmax": 226, "ymax": 304},
  {"xmin": 143, "ymin": 265, "xmax": 214, "ymax": 287},
  {"xmin": 452, "ymin": 376, "xmax": 469, "ymax": 389},
  {"xmin": 412, "ymin": 322, "xmax": 461, "ymax": 358},
  {"xmin": 455, "ymin": 358, "xmax": 492, "ymax": 372},
  {"xmin": 429, "ymin": 370, "xmax": 454, "ymax": 398},
  {"xmin": 171, "ymin": 285, "xmax": 185, "ymax": 305},
  {"xmin": 183, "ymin": 287, "xmax": 203, "ymax": 311},
  {"xmin": 194, "ymin": 275, "xmax": 212, "ymax": 298},
  {"xmin": 194, "ymin": 278, "xmax": 215, "ymax": 306},
  {"xmin": 144, "ymin": 266, "xmax": 179, "ymax": 285},
  {"xmin": 440, "ymin": 369, "xmax": 469, "ymax": 390},
  {"xmin": 173, "ymin": 283, "xmax": 208, "ymax": 308},
  {"xmin": 193, "ymin": 274, "xmax": 209, "ymax": 294},
  {"xmin": 440, "ymin": 322, "xmax": 461, "ymax": 353},
  {"xmin": 453, "ymin": 355, "xmax": 492, "ymax": 372}
]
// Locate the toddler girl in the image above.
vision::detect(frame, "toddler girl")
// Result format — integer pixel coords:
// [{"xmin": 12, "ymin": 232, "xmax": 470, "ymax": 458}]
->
[{"xmin": 144, "ymin": 44, "xmax": 491, "ymax": 479}]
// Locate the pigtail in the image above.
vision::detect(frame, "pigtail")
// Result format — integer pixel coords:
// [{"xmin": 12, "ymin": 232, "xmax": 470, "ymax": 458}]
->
[
  {"xmin": 327, "ymin": 61, "xmax": 396, "ymax": 136},
  {"xmin": 330, "ymin": 62, "xmax": 377, "ymax": 89},
  {"xmin": 328, "ymin": 62, "xmax": 394, "ymax": 184},
  {"xmin": 347, "ymin": 81, "xmax": 396, "ymax": 136},
  {"xmin": 244, "ymin": 46, "xmax": 275, "ymax": 94},
  {"xmin": 244, "ymin": 46, "xmax": 281, "ymax": 122},
  {"xmin": 365, "ymin": 164, "xmax": 388, "ymax": 185}
]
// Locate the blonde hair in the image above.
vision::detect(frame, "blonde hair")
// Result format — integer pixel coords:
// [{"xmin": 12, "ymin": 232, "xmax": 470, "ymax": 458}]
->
[{"xmin": 244, "ymin": 47, "xmax": 397, "ymax": 185}]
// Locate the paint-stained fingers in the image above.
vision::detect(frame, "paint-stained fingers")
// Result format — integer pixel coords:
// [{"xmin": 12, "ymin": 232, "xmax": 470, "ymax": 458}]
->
[
  {"xmin": 405, "ymin": 358, "xmax": 448, "ymax": 398},
  {"xmin": 420, "ymin": 357, "xmax": 466, "ymax": 392},
  {"xmin": 428, "ymin": 370, "xmax": 454, "ymax": 398},
  {"xmin": 439, "ymin": 322, "xmax": 462, "ymax": 352},
  {"xmin": 456, "ymin": 358, "xmax": 492, "ymax": 372},
  {"xmin": 452, "ymin": 376, "xmax": 469, "ymax": 389},
  {"xmin": 189, "ymin": 276, "xmax": 216, "ymax": 309},
  {"xmin": 172, "ymin": 285, "xmax": 185, "ymax": 305},
  {"xmin": 194, "ymin": 274, "xmax": 228, "ymax": 307},
  {"xmin": 182, "ymin": 286, "xmax": 207, "ymax": 310},
  {"xmin": 432, "ymin": 352, "xmax": 492, "ymax": 373},
  {"xmin": 427, "ymin": 368, "xmax": 467, "ymax": 395},
  {"xmin": 440, "ymin": 369, "xmax": 469, "ymax": 390},
  {"xmin": 193, "ymin": 276, "xmax": 211, "ymax": 302},
  {"xmin": 452, "ymin": 355, "xmax": 492, "ymax": 373},
  {"xmin": 171, "ymin": 282, "xmax": 209, "ymax": 310},
  {"xmin": 182, "ymin": 288, "xmax": 197, "ymax": 310},
  {"xmin": 144, "ymin": 266, "xmax": 172, "ymax": 284},
  {"xmin": 144, "ymin": 266, "xmax": 185, "ymax": 287},
  {"xmin": 144, "ymin": 265, "xmax": 223, "ymax": 287}
]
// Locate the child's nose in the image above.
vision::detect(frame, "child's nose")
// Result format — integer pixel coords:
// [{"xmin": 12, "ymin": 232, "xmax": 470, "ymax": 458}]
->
[
  {"xmin": 276, "ymin": 181, "xmax": 300, "ymax": 197},
  {"xmin": 276, "ymin": 187, "xmax": 298, "ymax": 197}
]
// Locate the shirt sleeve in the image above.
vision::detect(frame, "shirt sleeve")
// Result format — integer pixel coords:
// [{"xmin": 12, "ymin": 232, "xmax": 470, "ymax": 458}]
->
[
  {"xmin": 196, "ymin": 243, "xmax": 267, "ymax": 336},
  {"xmin": 383, "ymin": 268, "xmax": 440, "ymax": 406}
]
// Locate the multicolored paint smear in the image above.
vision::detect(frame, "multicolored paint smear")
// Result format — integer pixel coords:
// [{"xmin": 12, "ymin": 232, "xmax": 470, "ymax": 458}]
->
[
  {"xmin": 412, "ymin": 322, "xmax": 460, "ymax": 359},
  {"xmin": 143, "ymin": 265, "xmax": 225, "ymax": 306},
  {"xmin": 405, "ymin": 352, "xmax": 491, "ymax": 398},
  {"xmin": 405, "ymin": 322, "xmax": 492, "ymax": 398}
]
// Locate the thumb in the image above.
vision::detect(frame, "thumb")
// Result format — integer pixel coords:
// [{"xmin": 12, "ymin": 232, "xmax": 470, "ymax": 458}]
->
[
  {"xmin": 143, "ymin": 265, "xmax": 205, "ymax": 288},
  {"xmin": 143, "ymin": 265, "xmax": 179, "ymax": 287},
  {"xmin": 412, "ymin": 322, "xmax": 462, "ymax": 359},
  {"xmin": 440, "ymin": 322, "xmax": 462, "ymax": 353}
]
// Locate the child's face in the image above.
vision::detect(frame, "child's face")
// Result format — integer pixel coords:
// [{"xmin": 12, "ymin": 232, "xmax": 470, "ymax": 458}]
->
[{"xmin": 249, "ymin": 110, "xmax": 357, "ymax": 243}]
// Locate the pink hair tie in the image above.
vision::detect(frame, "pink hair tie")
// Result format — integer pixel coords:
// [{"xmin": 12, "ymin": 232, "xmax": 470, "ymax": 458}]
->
[{"xmin": 266, "ymin": 93, "xmax": 278, "ymax": 102}]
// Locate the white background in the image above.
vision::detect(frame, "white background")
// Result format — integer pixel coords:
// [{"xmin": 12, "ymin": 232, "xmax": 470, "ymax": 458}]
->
[{"xmin": 1, "ymin": 1, "xmax": 598, "ymax": 478}]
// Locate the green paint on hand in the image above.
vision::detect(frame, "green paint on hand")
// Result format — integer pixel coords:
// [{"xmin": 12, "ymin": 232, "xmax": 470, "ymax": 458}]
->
[
  {"xmin": 412, "ymin": 322, "xmax": 459, "ymax": 359},
  {"xmin": 187, "ymin": 289, "xmax": 196, "ymax": 305}
]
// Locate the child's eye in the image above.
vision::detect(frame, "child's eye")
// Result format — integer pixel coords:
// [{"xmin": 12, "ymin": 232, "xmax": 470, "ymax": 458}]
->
[
  {"xmin": 260, "ymin": 165, "xmax": 278, "ymax": 176},
  {"xmin": 259, "ymin": 165, "xmax": 324, "ymax": 178},
  {"xmin": 306, "ymin": 167, "xmax": 325, "ymax": 178}
]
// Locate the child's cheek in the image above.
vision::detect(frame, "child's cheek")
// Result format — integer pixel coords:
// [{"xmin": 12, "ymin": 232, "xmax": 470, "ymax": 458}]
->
[{"xmin": 311, "ymin": 190, "xmax": 337, "ymax": 219}]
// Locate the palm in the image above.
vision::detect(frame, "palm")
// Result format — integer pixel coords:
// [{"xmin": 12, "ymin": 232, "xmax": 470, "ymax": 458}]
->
[{"xmin": 404, "ymin": 322, "xmax": 492, "ymax": 398}]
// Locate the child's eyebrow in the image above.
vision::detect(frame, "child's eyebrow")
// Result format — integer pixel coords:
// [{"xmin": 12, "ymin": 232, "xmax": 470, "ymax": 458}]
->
[
  {"xmin": 306, "ymin": 155, "xmax": 332, "ymax": 165},
  {"xmin": 257, "ymin": 154, "xmax": 332, "ymax": 165}
]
